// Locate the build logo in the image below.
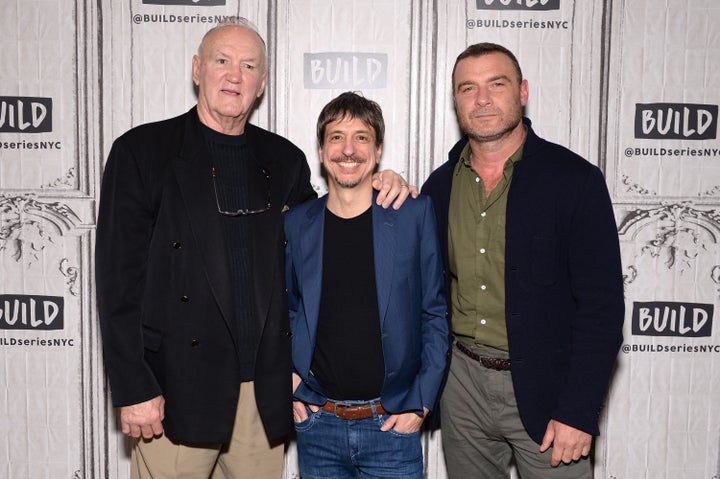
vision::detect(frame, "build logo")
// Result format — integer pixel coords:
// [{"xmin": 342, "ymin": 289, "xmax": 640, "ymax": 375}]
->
[
  {"xmin": 632, "ymin": 301, "xmax": 713, "ymax": 338},
  {"xmin": 476, "ymin": 0, "xmax": 560, "ymax": 10},
  {"xmin": 635, "ymin": 103, "xmax": 718, "ymax": 140},
  {"xmin": 304, "ymin": 53, "xmax": 387, "ymax": 89},
  {"xmin": 0, "ymin": 295, "xmax": 64, "ymax": 331},
  {"xmin": 0, "ymin": 97, "xmax": 52, "ymax": 133}
]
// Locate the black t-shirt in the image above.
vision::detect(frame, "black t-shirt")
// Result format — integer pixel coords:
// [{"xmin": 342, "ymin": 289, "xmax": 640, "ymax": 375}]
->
[{"xmin": 310, "ymin": 207, "xmax": 385, "ymax": 400}]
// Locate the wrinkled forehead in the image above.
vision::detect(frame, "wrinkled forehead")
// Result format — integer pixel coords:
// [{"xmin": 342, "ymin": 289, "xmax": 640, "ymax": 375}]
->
[{"xmin": 199, "ymin": 25, "xmax": 267, "ymax": 64}]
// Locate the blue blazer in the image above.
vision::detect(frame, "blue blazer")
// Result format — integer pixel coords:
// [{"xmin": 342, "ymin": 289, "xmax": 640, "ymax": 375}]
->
[
  {"xmin": 422, "ymin": 118, "xmax": 625, "ymax": 443},
  {"xmin": 284, "ymin": 194, "xmax": 450, "ymax": 415}
]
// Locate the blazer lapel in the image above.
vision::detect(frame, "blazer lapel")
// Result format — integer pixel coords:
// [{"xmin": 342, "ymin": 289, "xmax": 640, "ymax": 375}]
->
[
  {"xmin": 173, "ymin": 111, "xmax": 234, "ymax": 334},
  {"xmin": 298, "ymin": 197, "xmax": 327, "ymax": 345},
  {"xmin": 245, "ymin": 127, "xmax": 284, "ymax": 330},
  {"xmin": 372, "ymin": 202, "xmax": 397, "ymax": 327}
]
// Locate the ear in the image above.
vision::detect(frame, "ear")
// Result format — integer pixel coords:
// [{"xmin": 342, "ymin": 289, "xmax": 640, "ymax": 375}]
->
[
  {"xmin": 257, "ymin": 73, "xmax": 267, "ymax": 98},
  {"xmin": 191, "ymin": 55, "xmax": 200, "ymax": 86},
  {"xmin": 376, "ymin": 144, "xmax": 382, "ymax": 164},
  {"xmin": 520, "ymin": 79, "xmax": 529, "ymax": 107}
]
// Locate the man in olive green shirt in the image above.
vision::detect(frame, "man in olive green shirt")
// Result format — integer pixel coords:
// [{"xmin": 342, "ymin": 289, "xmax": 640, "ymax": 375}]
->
[{"xmin": 422, "ymin": 43, "xmax": 624, "ymax": 479}]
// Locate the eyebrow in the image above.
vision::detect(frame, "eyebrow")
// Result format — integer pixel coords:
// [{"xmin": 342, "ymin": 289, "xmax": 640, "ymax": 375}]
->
[
  {"xmin": 327, "ymin": 127, "xmax": 374, "ymax": 136},
  {"xmin": 456, "ymin": 74, "xmax": 513, "ymax": 91},
  {"xmin": 487, "ymin": 74, "xmax": 512, "ymax": 83},
  {"xmin": 211, "ymin": 48, "xmax": 261, "ymax": 62},
  {"xmin": 455, "ymin": 80, "xmax": 476, "ymax": 91}
]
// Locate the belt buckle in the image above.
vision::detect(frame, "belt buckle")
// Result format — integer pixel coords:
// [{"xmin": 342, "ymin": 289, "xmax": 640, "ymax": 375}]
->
[{"xmin": 332, "ymin": 401, "xmax": 353, "ymax": 418}]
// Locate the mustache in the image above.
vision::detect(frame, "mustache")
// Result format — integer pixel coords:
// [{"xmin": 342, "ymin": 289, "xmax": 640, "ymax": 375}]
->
[{"xmin": 469, "ymin": 108, "xmax": 499, "ymax": 117}]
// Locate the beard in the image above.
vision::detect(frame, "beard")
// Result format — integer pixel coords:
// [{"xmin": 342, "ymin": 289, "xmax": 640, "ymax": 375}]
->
[
  {"xmin": 458, "ymin": 104, "xmax": 523, "ymax": 143},
  {"xmin": 328, "ymin": 155, "xmax": 368, "ymax": 189},
  {"xmin": 335, "ymin": 177, "xmax": 362, "ymax": 189}
]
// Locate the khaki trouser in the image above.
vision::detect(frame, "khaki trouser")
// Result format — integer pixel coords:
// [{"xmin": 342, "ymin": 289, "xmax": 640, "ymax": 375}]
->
[{"xmin": 131, "ymin": 382, "xmax": 284, "ymax": 479}]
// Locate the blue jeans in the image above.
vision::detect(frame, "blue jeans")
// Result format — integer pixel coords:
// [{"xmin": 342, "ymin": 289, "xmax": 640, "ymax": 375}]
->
[{"xmin": 295, "ymin": 400, "xmax": 423, "ymax": 479}]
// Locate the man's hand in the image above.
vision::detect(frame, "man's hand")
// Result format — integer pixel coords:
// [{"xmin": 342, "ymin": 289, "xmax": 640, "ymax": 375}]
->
[
  {"xmin": 379, "ymin": 408, "xmax": 428, "ymax": 434},
  {"xmin": 539, "ymin": 419, "xmax": 592, "ymax": 467},
  {"xmin": 292, "ymin": 400, "xmax": 320, "ymax": 423},
  {"xmin": 291, "ymin": 373, "xmax": 319, "ymax": 423},
  {"xmin": 372, "ymin": 170, "xmax": 419, "ymax": 210},
  {"xmin": 120, "ymin": 395, "xmax": 165, "ymax": 439}
]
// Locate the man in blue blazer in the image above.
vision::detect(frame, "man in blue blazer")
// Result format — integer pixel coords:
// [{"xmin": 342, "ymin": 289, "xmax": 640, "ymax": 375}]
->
[
  {"xmin": 285, "ymin": 92, "xmax": 449, "ymax": 479},
  {"xmin": 421, "ymin": 43, "xmax": 624, "ymax": 478}
]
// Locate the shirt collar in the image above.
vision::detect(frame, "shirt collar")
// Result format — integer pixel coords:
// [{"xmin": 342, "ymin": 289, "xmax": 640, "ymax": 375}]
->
[{"xmin": 455, "ymin": 125, "xmax": 528, "ymax": 176}]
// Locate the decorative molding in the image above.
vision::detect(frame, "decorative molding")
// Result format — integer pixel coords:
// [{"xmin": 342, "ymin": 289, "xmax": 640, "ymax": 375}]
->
[
  {"xmin": 42, "ymin": 167, "xmax": 78, "ymax": 189},
  {"xmin": 59, "ymin": 258, "xmax": 81, "ymax": 296},
  {"xmin": 699, "ymin": 184, "xmax": 720, "ymax": 197},
  {"xmin": 0, "ymin": 194, "xmax": 81, "ymax": 267},
  {"xmin": 621, "ymin": 174, "xmax": 657, "ymax": 196},
  {"xmin": 618, "ymin": 202, "xmax": 720, "ymax": 276},
  {"xmin": 623, "ymin": 264, "xmax": 637, "ymax": 286}
]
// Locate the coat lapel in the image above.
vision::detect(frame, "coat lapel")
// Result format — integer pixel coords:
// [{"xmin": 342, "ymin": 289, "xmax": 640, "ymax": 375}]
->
[
  {"xmin": 298, "ymin": 197, "xmax": 327, "ymax": 345},
  {"xmin": 372, "ymin": 202, "xmax": 397, "ymax": 327},
  {"xmin": 245, "ymin": 125, "xmax": 285, "ymax": 331},
  {"xmin": 172, "ymin": 110, "xmax": 234, "ymax": 334}
]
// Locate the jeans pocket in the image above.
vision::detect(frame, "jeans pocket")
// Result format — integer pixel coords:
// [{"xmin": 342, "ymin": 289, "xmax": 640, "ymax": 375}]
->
[
  {"xmin": 377, "ymin": 415, "xmax": 421, "ymax": 438},
  {"xmin": 387, "ymin": 428, "xmax": 421, "ymax": 438},
  {"xmin": 294, "ymin": 406, "xmax": 320, "ymax": 432}
]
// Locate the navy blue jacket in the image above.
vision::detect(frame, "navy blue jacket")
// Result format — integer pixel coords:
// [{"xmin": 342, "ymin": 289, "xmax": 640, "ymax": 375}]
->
[
  {"xmin": 285, "ymin": 194, "xmax": 450, "ymax": 415},
  {"xmin": 421, "ymin": 118, "xmax": 624, "ymax": 443}
]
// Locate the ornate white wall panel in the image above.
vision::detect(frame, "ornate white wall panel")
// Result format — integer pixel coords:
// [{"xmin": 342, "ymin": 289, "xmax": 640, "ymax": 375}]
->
[
  {"xmin": 1, "ymin": 0, "xmax": 103, "ymax": 477},
  {"xmin": 604, "ymin": 1, "xmax": 720, "ymax": 478}
]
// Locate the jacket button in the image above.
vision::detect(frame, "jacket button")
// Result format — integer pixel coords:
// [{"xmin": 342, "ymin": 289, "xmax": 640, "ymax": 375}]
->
[
  {"xmin": 283, "ymin": 239, "xmax": 288, "ymax": 246},
  {"xmin": 180, "ymin": 295, "xmax": 189, "ymax": 303},
  {"xmin": 172, "ymin": 241, "xmax": 182, "ymax": 249},
  {"xmin": 190, "ymin": 339, "xmax": 200, "ymax": 348},
  {"xmin": 286, "ymin": 331, "xmax": 293, "ymax": 339}
]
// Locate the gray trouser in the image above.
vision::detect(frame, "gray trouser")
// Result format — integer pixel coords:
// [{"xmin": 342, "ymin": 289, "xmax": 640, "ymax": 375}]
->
[{"xmin": 440, "ymin": 342, "xmax": 593, "ymax": 479}]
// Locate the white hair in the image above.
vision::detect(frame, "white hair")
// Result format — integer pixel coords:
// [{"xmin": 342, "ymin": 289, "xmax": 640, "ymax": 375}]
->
[{"xmin": 197, "ymin": 17, "xmax": 267, "ymax": 71}]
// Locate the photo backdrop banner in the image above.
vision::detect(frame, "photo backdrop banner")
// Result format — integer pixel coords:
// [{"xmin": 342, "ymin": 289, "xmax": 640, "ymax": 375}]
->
[{"xmin": 1, "ymin": 1, "xmax": 718, "ymax": 478}]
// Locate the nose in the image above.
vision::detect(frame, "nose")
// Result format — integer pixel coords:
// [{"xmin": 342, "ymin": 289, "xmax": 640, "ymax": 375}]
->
[
  {"xmin": 474, "ymin": 87, "xmax": 490, "ymax": 107},
  {"xmin": 226, "ymin": 65, "xmax": 243, "ymax": 83},
  {"xmin": 342, "ymin": 137, "xmax": 355, "ymax": 156}
]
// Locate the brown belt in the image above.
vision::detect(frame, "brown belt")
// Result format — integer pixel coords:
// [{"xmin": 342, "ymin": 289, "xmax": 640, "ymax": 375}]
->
[
  {"xmin": 456, "ymin": 341, "xmax": 511, "ymax": 371},
  {"xmin": 321, "ymin": 400, "xmax": 386, "ymax": 420}
]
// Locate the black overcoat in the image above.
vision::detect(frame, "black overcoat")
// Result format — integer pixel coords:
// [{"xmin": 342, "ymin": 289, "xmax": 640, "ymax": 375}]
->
[{"xmin": 96, "ymin": 107, "xmax": 316, "ymax": 444}]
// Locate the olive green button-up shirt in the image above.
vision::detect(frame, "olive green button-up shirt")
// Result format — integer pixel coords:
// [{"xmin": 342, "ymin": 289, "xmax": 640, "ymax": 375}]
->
[{"xmin": 448, "ymin": 141, "xmax": 524, "ymax": 351}]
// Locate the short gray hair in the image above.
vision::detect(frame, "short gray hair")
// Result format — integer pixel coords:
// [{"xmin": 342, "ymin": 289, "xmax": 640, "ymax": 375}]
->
[{"xmin": 198, "ymin": 17, "xmax": 267, "ymax": 71}]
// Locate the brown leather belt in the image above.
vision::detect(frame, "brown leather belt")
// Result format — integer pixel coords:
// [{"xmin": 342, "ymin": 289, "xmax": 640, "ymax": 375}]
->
[
  {"xmin": 456, "ymin": 341, "xmax": 511, "ymax": 371},
  {"xmin": 321, "ymin": 400, "xmax": 386, "ymax": 420}
]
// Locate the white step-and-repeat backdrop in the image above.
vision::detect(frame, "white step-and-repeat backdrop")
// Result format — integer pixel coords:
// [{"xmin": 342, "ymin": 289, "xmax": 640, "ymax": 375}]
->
[{"xmin": 1, "ymin": 1, "xmax": 719, "ymax": 478}]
